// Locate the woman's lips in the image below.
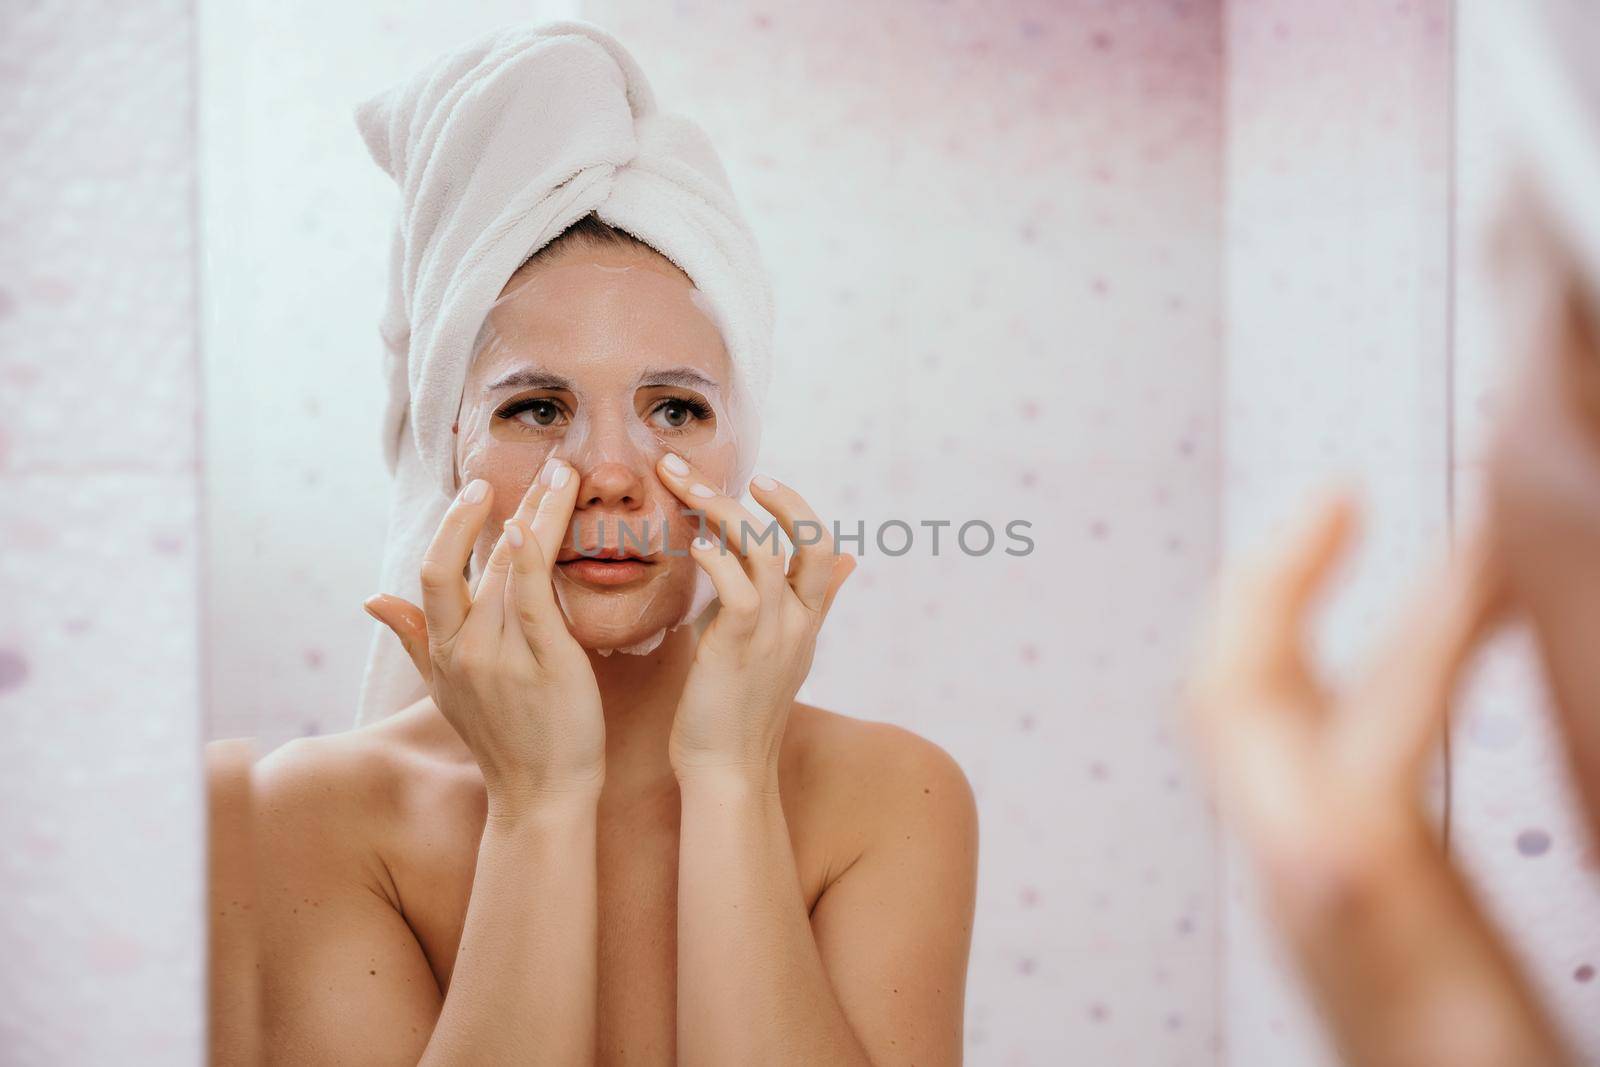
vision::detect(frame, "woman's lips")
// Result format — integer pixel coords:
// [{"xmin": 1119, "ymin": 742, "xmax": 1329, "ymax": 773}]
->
[{"xmin": 557, "ymin": 557, "xmax": 654, "ymax": 586}]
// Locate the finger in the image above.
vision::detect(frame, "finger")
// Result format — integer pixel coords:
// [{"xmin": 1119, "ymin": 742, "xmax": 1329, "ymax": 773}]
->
[
  {"xmin": 464, "ymin": 457, "xmax": 561, "ymax": 618},
  {"xmin": 689, "ymin": 535, "xmax": 761, "ymax": 638},
  {"xmin": 1336, "ymin": 522, "xmax": 1510, "ymax": 786},
  {"xmin": 656, "ymin": 452, "xmax": 786, "ymax": 592},
  {"xmin": 507, "ymin": 456, "xmax": 569, "ymax": 530},
  {"xmin": 747, "ymin": 473, "xmax": 836, "ymax": 612},
  {"xmin": 420, "ymin": 479, "xmax": 495, "ymax": 647},
  {"xmin": 1207, "ymin": 487, "xmax": 1357, "ymax": 690},
  {"xmin": 1239, "ymin": 485, "xmax": 1360, "ymax": 637},
  {"xmin": 363, "ymin": 594, "xmax": 432, "ymax": 685},
  {"xmin": 819, "ymin": 553, "xmax": 857, "ymax": 621},
  {"xmin": 503, "ymin": 518, "xmax": 572, "ymax": 654},
  {"xmin": 507, "ymin": 474, "xmax": 548, "ymax": 529},
  {"xmin": 464, "ymin": 522, "xmax": 516, "ymax": 642},
  {"xmin": 530, "ymin": 457, "xmax": 580, "ymax": 568},
  {"xmin": 1188, "ymin": 486, "xmax": 1359, "ymax": 734}
]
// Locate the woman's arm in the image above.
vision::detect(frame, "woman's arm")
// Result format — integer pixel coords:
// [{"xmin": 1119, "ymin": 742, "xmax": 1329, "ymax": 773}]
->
[
  {"xmin": 255, "ymin": 741, "xmax": 443, "ymax": 1065},
  {"xmin": 424, "ymin": 798, "xmax": 600, "ymax": 1065},
  {"xmin": 676, "ymin": 732, "xmax": 977, "ymax": 1067},
  {"xmin": 675, "ymin": 735, "xmax": 972, "ymax": 1067},
  {"xmin": 676, "ymin": 767, "xmax": 869, "ymax": 1065},
  {"xmin": 655, "ymin": 454, "xmax": 976, "ymax": 1065},
  {"xmin": 207, "ymin": 738, "xmax": 261, "ymax": 1067},
  {"xmin": 254, "ymin": 741, "xmax": 600, "ymax": 1067},
  {"xmin": 257, "ymin": 459, "xmax": 609, "ymax": 1064},
  {"xmin": 1263, "ymin": 816, "xmax": 1568, "ymax": 1067}
]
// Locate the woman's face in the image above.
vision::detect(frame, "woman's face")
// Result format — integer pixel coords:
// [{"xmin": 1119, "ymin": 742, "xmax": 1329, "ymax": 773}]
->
[{"xmin": 454, "ymin": 240, "xmax": 741, "ymax": 650}]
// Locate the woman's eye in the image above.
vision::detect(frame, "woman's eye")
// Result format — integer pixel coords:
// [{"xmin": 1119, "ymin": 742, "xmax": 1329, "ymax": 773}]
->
[
  {"xmin": 504, "ymin": 399, "xmax": 563, "ymax": 428},
  {"xmin": 655, "ymin": 400, "xmax": 692, "ymax": 428},
  {"xmin": 648, "ymin": 397, "xmax": 712, "ymax": 431},
  {"xmin": 646, "ymin": 395, "xmax": 716, "ymax": 431}
]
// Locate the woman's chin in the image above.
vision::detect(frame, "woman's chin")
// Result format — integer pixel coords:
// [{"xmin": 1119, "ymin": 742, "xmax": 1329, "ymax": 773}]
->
[
  {"xmin": 567, "ymin": 624, "xmax": 665, "ymax": 653},
  {"xmin": 561, "ymin": 606, "xmax": 686, "ymax": 652},
  {"xmin": 552, "ymin": 572, "xmax": 694, "ymax": 650}
]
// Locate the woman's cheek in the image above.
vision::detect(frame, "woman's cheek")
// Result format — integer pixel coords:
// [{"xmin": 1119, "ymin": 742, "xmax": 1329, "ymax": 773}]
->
[
  {"xmin": 461, "ymin": 441, "xmax": 551, "ymax": 521},
  {"xmin": 490, "ymin": 471, "xmax": 538, "ymax": 525},
  {"xmin": 457, "ymin": 443, "xmax": 556, "ymax": 577},
  {"xmin": 692, "ymin": 443, "xmax": 741, "ymax": 496}
]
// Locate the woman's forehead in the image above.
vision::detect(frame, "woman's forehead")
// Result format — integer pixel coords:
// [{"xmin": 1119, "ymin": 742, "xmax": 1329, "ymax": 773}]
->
[
  {"xmin": 469, "ymin": 342, "xmax": 731, "ymax": 397},
  {"xmin": 469, "ymin": 255, "xmax": 730, "ymax": 390}
]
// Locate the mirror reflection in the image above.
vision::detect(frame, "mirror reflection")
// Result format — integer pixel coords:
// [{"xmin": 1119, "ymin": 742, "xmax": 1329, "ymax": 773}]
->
[{"xmin": 12, "ymin": 1, "xmax": 1600, "ymax": 1065}]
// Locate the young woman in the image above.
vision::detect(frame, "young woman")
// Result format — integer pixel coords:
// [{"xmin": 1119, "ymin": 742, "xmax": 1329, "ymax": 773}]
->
[{"xmin": 248, "ymin": 215, "xmax": 979, "ymax": 1066}]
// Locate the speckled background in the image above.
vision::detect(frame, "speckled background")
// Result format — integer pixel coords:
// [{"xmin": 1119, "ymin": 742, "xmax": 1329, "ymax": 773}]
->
[{"xmin": 0, "ymin": 1, "xmax": 206, "ymax": 1063}]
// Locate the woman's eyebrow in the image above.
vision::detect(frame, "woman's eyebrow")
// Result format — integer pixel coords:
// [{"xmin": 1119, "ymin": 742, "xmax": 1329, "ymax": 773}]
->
[
  {"xmin": 639, "ymin": 366, "xmax": 717, "ymax": 390},
  {"xmin": 484, "ymin": 369, "xmax": 572, "ymax": 394}
]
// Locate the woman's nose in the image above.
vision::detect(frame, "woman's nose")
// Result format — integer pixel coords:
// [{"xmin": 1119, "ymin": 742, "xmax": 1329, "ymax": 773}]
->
[{"xmin": 575, "ymin": 460, "xmax": 647, "ymax": 510}]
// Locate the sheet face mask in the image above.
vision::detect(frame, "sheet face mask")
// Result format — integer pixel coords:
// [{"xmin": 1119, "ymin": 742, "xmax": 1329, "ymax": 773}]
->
[{"xmin": 454, "ymin": 248, "xmax": 759, "ymax": 656}]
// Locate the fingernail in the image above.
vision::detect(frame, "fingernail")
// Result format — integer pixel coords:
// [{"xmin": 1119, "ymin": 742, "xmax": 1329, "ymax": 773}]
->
[
  {"xmin": 462, "ymin": 479, "xmax": 488, "ymax": 504},
  {"xmin": 503, "ymin": 520, "xmax": 524, "ymax": 548},
  {"xmin": 662, "ymin": 452, "xmax": 689, "ymax": 476},
  {"xmin": 751, "ymin": 474, "xmax": 778, "ymax": 491},
  {"xmin": 689, "ymin": 483, "xmax": 715, "ymax": 498},
  {"xmin": 551, "ymin": 464, "xmax": 572, "ymax": 489},
  {"xmin": 692, "ymin": 536, "xmax": 714, "ymax": 551},
  {"xmin": 539, "ymin": 457, "xmax": 560, "ymax": 485}
]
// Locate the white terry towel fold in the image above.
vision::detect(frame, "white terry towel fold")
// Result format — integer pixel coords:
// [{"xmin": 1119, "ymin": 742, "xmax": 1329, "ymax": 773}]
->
[{"xmin": 351, "ymin": 19, "xmax": 775, "ymax": 727}]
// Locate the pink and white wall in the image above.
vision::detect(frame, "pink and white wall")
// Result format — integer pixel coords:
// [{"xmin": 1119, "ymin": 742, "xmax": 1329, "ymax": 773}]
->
[
  {"xmin": 0, "ymin": 2, "xmax": 206, "ymax": 1063},
  {"xmin": 2, "ymin": 1, "xmax": 1596, "ymax": 1064}
]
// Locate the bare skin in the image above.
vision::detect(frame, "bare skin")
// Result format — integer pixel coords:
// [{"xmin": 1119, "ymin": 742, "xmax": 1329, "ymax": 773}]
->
[
  {"xmin": 207, "ymin": 738, "xmax": 261, "ymax": 1067},
  {"xmin": 253, "ymin": 688, "xmax": 973, "ymax": 1066},
  {"xmin": 246, "ymin": 236, "xmax": 978, "ymax": 1066}
]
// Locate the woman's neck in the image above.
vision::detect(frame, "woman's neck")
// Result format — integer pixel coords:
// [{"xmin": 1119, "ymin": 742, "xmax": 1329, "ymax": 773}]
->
[{"xmin": 587, "ymin": 623, "xmax": 697, "ymax": 794}]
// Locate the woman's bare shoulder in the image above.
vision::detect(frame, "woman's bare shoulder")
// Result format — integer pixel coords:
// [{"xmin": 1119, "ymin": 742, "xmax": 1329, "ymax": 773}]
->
[
  {"xmin": 253, "ymin": 714, "xmax": 401, "ymax": 804},
  {"xmin": 247, "ymin": 702, "xmax": 465, "ymax": 861},
  {"xmin": 784, "ymin": 703, "xmax": 976, "ymax": 832}
]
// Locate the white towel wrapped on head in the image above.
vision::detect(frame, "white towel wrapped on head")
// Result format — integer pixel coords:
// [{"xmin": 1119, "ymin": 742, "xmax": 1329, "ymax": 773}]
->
[{"xmin": 351, "ymin": 19, "xmax": 775, "ymax": 727}]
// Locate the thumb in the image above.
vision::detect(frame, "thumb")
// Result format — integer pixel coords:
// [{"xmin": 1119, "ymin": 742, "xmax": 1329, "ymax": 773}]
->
[{"xmin": 363, "ymin": 594, "xmax": 432, "ymax": 686}]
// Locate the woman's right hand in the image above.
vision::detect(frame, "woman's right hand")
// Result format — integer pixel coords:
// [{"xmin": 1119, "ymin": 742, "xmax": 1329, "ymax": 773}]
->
[{"xmin": 364, "ymin": 457, "xmax": 606, "ymax": 815}]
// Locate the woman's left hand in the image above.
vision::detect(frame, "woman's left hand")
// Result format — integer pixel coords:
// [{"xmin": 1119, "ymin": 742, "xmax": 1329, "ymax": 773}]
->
[{"xmin": 655, "ymin": 452, "xmax": 856, "ymax": 784}]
